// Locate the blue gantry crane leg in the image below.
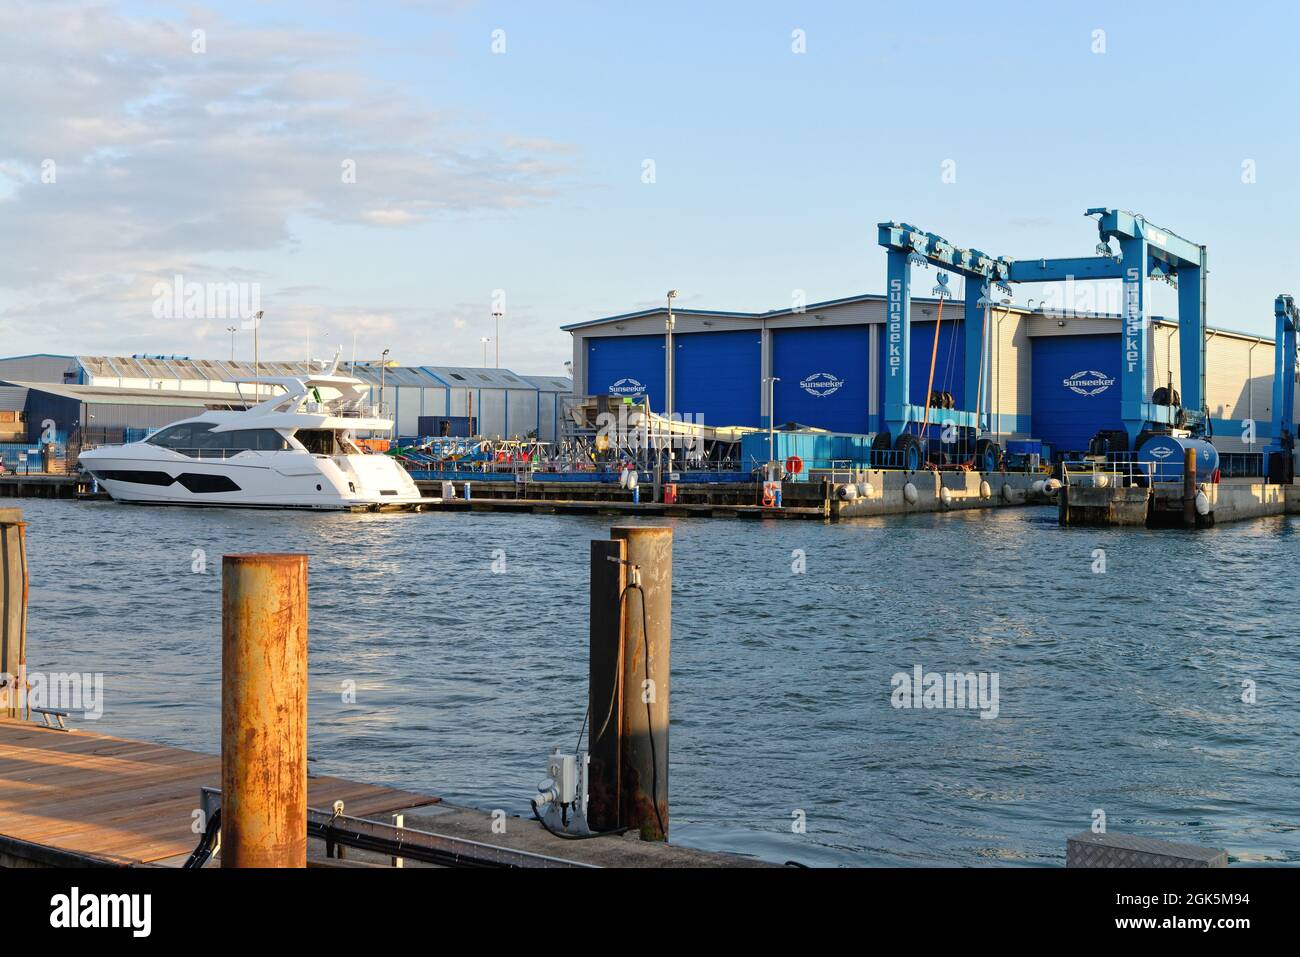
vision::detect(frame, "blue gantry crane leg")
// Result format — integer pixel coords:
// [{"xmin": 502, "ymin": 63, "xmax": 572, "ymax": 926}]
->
[
  {"xmin": 877, "ymin": 208, "xmax": 1209, "ymax": 469},
  {"xmin": 878, "ymin": 222, "xmax": 1013, "ymax": 471},
  {"xmin": 1266, "ymin": 294, "xmax": 1298, "ymax": 483}
]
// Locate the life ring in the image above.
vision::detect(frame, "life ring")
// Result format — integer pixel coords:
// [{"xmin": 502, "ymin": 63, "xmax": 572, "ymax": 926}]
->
[{"xmin": 762, "ymin": 486, "xmax": 776, "ymax": 507}]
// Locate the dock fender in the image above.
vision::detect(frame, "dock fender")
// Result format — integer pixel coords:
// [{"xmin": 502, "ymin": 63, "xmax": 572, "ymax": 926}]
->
[
  {"xmin": 858, "ymin": 481, "xmax": 874, "ymax": 498},
  {"xmin": 979, "ymin": 480, "xmax": 992, "ymax": 500},
  {"xmin": 903, "ymin": 481, "xmax": 919, "ymax": 505},
  {"xmin": 1001, "ymin": 482, "xmax": 1014, "ymax": 503},
  {"xmin": 939, "ymin": 486, "xmax": 953, "ymax": 509},
  {"xmin": 1195, "ymin": 488, "xmax": 1211, "ymax": 516}
]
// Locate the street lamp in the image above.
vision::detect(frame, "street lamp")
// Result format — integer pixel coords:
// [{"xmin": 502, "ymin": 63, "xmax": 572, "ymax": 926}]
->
[
  {"xmin": 665, "ymin": 290, "xmax": 678, "ymax": 476},
  {"xmin": 492, "ymin": 310, "xmax": 503, "ymax": 367},
  {"xmin": 379, "ymin": 348, "xmax": 391, "ymax": 421},
  {"xmin": 764, "ymin": 376, "xmax": 780, "ymax": 468},
  {"xmin": 481, "ymin": 337, "xmax": 491, "ymax": 367},
  {"xmin": 226, "ymin": 326, "xmax": 236, "ymax": 361}
]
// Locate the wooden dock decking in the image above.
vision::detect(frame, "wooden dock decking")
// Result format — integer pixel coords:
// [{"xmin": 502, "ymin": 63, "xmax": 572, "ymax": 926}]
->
[{"xmin": 0, "ymin": 719, "xmax": 439, "ymax": 866}]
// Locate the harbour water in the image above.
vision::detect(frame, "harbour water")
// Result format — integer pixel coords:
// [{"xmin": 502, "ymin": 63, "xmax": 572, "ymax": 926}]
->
[{"xmin": 20, "ymin": 499, "xmax": 1299, "ymax": 866}]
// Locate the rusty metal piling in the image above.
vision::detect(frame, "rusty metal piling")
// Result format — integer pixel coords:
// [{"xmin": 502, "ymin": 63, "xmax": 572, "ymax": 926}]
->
[
  {"xmin": 221, "ymin": 553, "xmax": 308, "ymax": 867},
  {"xmin": 1182, "ymin": 448, "xmax": 1198, "ymax": 528},
  {"xmin": 588, "ymin": 526, "xmax": 671, "ymax": 840}
]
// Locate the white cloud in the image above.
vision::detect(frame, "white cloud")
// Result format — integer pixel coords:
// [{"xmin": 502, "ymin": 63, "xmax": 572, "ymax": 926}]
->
[{"xmin": 0, "ymin": 1, "xmax": 576, "ymax": 364}]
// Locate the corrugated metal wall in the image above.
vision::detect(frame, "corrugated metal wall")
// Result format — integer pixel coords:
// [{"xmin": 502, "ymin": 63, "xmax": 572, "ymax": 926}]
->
[
  {"xmin": 539, "ymin": 392, "xmax": 557, "ymax": 441},
  {"xmin": 585, "ymin": 335, "xmax": 666, "ymax": 412},
  {"xmin": 507, "ymin": 388, "xmax": 537, "ymax": 437},
  {"xmin": 0, "ymin": 355, "xmax": 75, "ymax": 383},
  {"xmin": 772, "ymin": 325, "xmax": 871, "ymax": 433},
  {"xmin": 1031, "ymin": 334, "xmax": 1121, "ymax": 455},
  {"xmin": 477, "ymin": 388, "xmax": 506, "ymax": 438},
  {"xmin": 672, "ymin": 330, "xmax": 762, "ymax": 428}
]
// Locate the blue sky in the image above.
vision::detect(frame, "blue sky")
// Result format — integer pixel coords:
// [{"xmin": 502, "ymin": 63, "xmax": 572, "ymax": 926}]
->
[{"xmin": 1, "ymin": 0, "xmax": 1296, "ymax": 371}]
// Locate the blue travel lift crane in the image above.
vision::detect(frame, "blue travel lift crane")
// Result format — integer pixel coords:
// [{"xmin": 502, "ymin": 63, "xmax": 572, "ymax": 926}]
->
[
  {"xmin": 1265, "ymin": 294, "xmax": 1299, "ymax": 484},
  {"xmin": 877, "ymin": 208, "xmax": 1208, "ymax": 471}
]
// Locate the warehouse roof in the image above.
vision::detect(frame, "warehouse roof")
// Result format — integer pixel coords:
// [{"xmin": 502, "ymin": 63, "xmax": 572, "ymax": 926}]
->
[
  {"xmin": 567, "ymin": 290, "xmax": 1278, "ymax": 345},
  {"xmin": 0, "ymin": 381, "xmax": 227, "ymax": 407},
  {"xmin": 1, "ymin": 356, "xmax": 571, "ymax": 393}
]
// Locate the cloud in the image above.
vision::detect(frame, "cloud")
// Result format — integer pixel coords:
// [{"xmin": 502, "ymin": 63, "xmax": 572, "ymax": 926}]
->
[{"xmin": 0, "ymin": 1, "xmax": 577, "ymax": 360}]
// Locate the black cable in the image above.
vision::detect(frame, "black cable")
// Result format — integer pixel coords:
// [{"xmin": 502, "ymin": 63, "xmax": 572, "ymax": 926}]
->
[
  {"xmin": 626, "ymin": 582, "xmax": 667, "ymax": 840},
  {"xmin": 574, "ymin": 703, "xmax": 590, "ymax": 754},
  {"xmin": 182, "ymin": 807, "xmax": 221, "ymax": 869},
  {"xmin": 530, "ymin": 799, "xmax": 628, "ymax": 841}
]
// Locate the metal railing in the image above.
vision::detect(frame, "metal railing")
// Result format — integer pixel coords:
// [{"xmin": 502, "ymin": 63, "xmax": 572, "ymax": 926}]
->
[{"xmin": 1062, "ymin": 455, "xmax": 1180, "ymax": 487}]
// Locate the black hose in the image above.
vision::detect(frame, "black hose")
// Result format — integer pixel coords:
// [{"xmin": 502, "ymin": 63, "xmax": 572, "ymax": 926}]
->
[
  {"xmin": 627, "ymin": 582, "xmax": 668, "ymax": 840},
  {"xmin": 530, "ymin": 799, "xmax": 628, "ymax": 841}
]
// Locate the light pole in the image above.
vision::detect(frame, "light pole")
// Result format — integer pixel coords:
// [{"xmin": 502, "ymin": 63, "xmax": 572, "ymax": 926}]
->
[
  {"xmin": 665, "ymin": 289, "xmax": 677, "ymax": 477},
  {"xmin": 481, "ymin": 337, "xmax": 490, "ymax": 367},
  {"xmin": 492, "ymin": 310, "xmax": 502, "ymax": 367},
  {"xmin": 252, "ymin": 310, "xmax": 264, "ymax": 386},
  {"xmin": 765, "ymin": 376, "xmax": 780, "ymax": 468},
  {"xmin": 227, "ymin": 326, "xmax": 236, "ymax": 361},
  {"xmin": 379, "ymin": 348, "xmax": 391, "ymax": 427}
]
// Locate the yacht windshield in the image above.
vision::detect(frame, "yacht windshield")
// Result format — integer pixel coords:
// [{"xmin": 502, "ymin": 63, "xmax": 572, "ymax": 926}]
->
[{"xmin": 147, "ymin": 423, "xmax": 289, "ymax": 457}]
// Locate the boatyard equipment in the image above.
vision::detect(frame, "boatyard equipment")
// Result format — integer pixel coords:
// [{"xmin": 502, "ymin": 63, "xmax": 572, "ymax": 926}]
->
[
  {"xmin": 221, "ymin": 553, "xmax": 308, "ymax": 867},
  {"xmin": 879, "ymin": 208, "xmax": 1208, "ymax": 457},
  {"xmin": 1136, "ymin": 434, "xmax": 1219, "ymax": 484},
  {"xmin": 1266, "ymin": 294, "xmax": 1299, "ymax": 484}
]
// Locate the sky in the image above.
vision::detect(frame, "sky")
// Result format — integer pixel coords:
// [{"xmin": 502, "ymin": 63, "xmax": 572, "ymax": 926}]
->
[{"xmin": 1, "ymin": 0, "xmax": 1297, "ymax": 374}]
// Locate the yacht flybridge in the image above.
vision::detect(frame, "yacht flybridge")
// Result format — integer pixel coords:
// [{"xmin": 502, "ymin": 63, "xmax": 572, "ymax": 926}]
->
[{"xmin": 79, "ymin": 370, "xmax": 436, "ymax": 510}]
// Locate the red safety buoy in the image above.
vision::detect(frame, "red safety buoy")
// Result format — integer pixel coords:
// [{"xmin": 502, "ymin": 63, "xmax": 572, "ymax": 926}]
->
[{"xmin": 785, "ymin": 455, "xmax": 803, "ymax": 475}]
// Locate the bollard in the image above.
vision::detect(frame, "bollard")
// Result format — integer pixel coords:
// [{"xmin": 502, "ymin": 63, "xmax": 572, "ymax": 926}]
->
[
  {"xmin": 1182, "ymin": 447, "xmax": 1197, "ymax": 527},
  {"xmin": 0, "ymin": 508, "xmax": 28, "ymax": 720},
  {"xmin": 611, "ymin": 526, "xmax": 671, "ymax": 840},
  {"xmin": 221, "ymin": 553, "xmax": 308, "ymax": 867}
]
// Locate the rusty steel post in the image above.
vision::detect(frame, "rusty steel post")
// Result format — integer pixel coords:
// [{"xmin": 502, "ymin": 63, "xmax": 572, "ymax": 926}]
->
[
  {"xmin": 221, "ymin": 553, "xmax": 308, "ymax": 867},
  {"xmin": 610, "ymin": 526, "xmax": 671, "ymax": 841},
  {"xmin": 1182, "ymin": 447, "xmax": 1197, "ymax": 528},
  {"xmin": 0, "ymin": 508, "xmax": 28, "ymax": 721}
]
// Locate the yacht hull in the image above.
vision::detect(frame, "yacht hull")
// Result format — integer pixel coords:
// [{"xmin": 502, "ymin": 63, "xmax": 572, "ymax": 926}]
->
[{"xmin": 80, "ymin": 447, "xmax": 425, "ymax": 511}]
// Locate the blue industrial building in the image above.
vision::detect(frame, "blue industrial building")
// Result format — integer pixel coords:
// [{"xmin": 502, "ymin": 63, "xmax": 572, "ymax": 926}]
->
[{"xmin": 566, "ymin": 294, "xmax": 1291, "ymax": 462}]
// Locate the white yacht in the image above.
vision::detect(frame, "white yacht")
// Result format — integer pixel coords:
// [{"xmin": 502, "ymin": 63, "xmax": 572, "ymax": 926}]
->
[{"xmin": 79, "ymin": 370, "xmax": 434, "ymax": 510}]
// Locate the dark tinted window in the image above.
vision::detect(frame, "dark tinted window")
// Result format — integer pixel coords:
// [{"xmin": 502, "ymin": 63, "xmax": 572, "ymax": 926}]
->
[
  {"xmin": 208, "ymin": 429, "xmax": 289, "ymax": 451},
  {"xmin": 148, "ymin": 423, "xmax": 215, "ymax": 449},
  {"xmin": 147, "ymin": 423, "xmax": 286, "ymax": 455}
]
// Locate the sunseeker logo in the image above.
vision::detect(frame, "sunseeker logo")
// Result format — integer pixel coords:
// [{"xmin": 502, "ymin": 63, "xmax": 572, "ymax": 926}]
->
[
  {"xmin": 1149, "ymin": 446, "xmax": 1174, "ymax": 460},
  {"xmin": 800, "ymin": 372, "xmax": 844, "ymax": 397},
  {"xmin": 1062, "ymin": 370, "xmax": 1115, "ymax": 396},
  {"xmin": 608, "ymin": 377, "xmax": 645, "ymax": 397}
]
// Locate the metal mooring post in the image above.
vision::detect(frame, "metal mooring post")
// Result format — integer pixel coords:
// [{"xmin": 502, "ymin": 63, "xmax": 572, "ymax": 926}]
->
[
  {"xmin": 610, "ymin": 526, "xmax": 671, "ymax": 840},
  {"xmin": 221, "ymin": 553, "xmax": 308, "ymax": 867},
  {"xmin": 587, "ymin": 536, "xmax": 627, "ymax": 832},
  {"xmin": 1182, "ymin": 448, "xmax": 1197, "ymax": 528},
  {"xmin": 0, "ymin": 508, "xmax": 28, "ymax": 721}
]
